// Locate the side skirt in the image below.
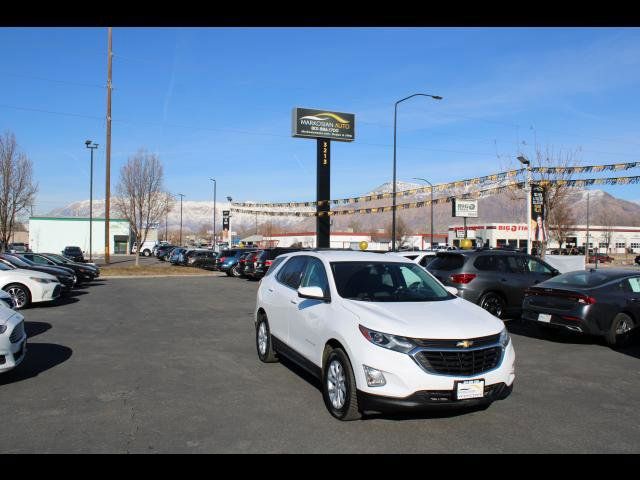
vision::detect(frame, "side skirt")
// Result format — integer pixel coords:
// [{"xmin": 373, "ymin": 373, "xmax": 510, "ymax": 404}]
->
[{"xmin": 272, "ymin": 336, "xmax": 322, "ymax": 379}]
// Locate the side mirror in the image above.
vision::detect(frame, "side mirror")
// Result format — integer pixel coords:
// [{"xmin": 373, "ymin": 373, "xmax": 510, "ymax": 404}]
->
[
  {"xmin": 298, "ymin": 286, "xmax": 329, "ymax": 302},
  {"xmin": 445, "ymin": 286, "xmax": 459, "ymax": 296},
  {"xmin": 551, "ymin": 269, "xmax": 560, "ymax": 276}
]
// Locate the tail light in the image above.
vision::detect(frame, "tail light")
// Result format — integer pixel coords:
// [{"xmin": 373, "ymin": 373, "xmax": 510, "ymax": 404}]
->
[
  {"xmin": 265, "ymin": 260, "xmax": 272, "ymax": 267},
  {"xmin": 576, "ymin": 294, "xmax": 596, "ymax": 305},
  {"xmin": 449, "ymin": 273, "xmax": 477, "ymax": 284},
  {"xmin": 218, "ymin": 257, "xmax": 227, "ymax": 263}
]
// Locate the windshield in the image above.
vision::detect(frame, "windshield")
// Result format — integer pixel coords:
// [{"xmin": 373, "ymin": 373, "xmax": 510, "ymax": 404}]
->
[
  {"xmin": 43, "ymin": 254, "xmax": 68, "ymax": 263},
  {"xmin": 3, "ymin": 255, "xmax": 31, "ymax": 267},
  {"xmin": 330, "ymin": 261, "xmax": 452, "ymax": 302},
  {"xmin": 0, "ymin": 262, "xmax": 13, "ymax": 271}
]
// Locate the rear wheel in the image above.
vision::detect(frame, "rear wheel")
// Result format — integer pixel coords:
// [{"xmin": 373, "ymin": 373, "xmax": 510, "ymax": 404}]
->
[
  {"xmin": 606, "ymin": 313, "xmax": 635, "ymax": 348},
  {"xmin": 231, "ymin": 264, "xmax": 243, "ymax": 278},
  {"xmin": 143, "ymin": 249, "xmax": 151, "ymax": 257},
  {"xmin": 479, "ymin": 292, "xmax": 506, "ymax": 319},
  {"xmin": 3, "ymin": 283, "xmax": 31, "ymax": 309},
  {"xmin": 322, "ymin": 348, "xmax": 361, "ymax": 421}
]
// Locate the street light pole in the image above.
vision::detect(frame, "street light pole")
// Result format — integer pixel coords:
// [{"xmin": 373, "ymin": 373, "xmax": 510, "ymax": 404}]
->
[
  {"xmin": 209, "ymin": 178, "xmax": 216, "ymax": 251},
  {"xmin": 413, "ymin": 177, "xmax": 434, "ymax": 250},
  {"xmin": 85, "ymin": 140, "xmax": 98, "ymax": 262},
  {"xmin": 178, "ymin": 193, "xmax": 185, "ymax": 246},
  {"xmin": 518, "ymin": 156, "xmax": 532, "ymax": 255},
  {"xmin": 392, "ymin": 93, "xmax": 443, "ymax": 252}
]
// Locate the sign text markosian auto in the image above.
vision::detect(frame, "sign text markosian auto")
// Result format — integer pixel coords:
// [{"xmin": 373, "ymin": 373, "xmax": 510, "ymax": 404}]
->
[{"xmin": 291, "ymin": 108, "xmax": 355, "ymax": 142}]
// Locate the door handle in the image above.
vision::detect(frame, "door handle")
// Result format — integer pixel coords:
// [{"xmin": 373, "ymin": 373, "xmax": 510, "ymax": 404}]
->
[
  {"xmin": 631, "ymin": 298, "xmax": 640, "ymax": 303},
  {"xmin": 290, "ymin": 300, "xmax": 298, "ymax": 305},
  {"xmin": 533, "ymin": 280, "xmax": 540, "ymax": 284},
  {"xmin": 267, "ymin": 288, "xmax": 274, "ymax": 293}
]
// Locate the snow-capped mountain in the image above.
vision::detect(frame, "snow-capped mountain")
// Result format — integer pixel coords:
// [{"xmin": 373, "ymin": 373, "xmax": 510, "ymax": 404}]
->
[{"xmin": 45, "ymin": 186, "xmax": 640, "ymax": 235}]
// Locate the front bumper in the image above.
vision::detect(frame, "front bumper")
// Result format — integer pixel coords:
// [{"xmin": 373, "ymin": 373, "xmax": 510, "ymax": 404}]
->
[
  {"xmin": 0, "ymin": 317, "xmax": 27, "ymax": 373},
  {"xmin": 357, "ymin": 382, "xmax": 512, "ymax": 412}
]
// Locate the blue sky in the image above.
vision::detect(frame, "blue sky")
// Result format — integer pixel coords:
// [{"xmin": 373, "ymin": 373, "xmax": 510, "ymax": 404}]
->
[{"xmin": 1, "ymin": 27, "xmax": 640, "ymax": 214}]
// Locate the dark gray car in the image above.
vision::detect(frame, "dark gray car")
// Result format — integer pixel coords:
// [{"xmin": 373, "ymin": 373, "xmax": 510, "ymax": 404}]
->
[
  {"xmin": 522, "ymin": 269, "xmax": 640, "ymax": 347},
  {"xmin": 426, "ymin": 250, "xmax": 560, "ymax": 318}
]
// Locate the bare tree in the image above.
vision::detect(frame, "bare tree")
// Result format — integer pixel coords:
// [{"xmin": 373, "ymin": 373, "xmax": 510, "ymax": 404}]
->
[
  {"xmin": 548, "ymin": 196, "xmax": 576, "ymax": 250},
  {"xmin": 0, "ymin": 132, "xmax": 38, "ymax": 250},
  {"xmin": 505, "ymin": 145, "xmax": 581, "ymax": 257},
  {"xmin": 114, "ymin": 149, "xmax": 171, "ymax": 266},
  {"xmin": 597, "ymin": 212, "xmax": 615, "ymax": 254}
]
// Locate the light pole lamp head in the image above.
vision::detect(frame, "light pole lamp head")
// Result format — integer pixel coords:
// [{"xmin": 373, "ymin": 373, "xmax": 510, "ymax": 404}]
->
[
  {"xmin": 85, "ymin": 140, "xmax": 92, "ymax": 146},
  {"xmin": 431, "ymin": 95, "xmax": 443, "ymax": 100},
  {"xmin": 226, "ymin": 196, "xmax": 232, "ymax": 202},
  {"xmin": 517, "ymin": 155, "xmax": 530, "ymax": 166}
]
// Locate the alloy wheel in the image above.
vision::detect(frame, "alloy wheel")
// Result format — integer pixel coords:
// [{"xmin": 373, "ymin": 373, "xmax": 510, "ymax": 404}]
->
[
  {"xmin": 326, "ymin": 359, "xmax": 347, "ymax": 410},
  {"xmin": 7, "ymin": 287, "xmax": 27, "ymax": 309},
  {"xmin": 258, "ymin": 322, "xmax": 268, "ymax": 355},
  {"xmin": 616, "ymin": 317, "xmax": 632, "ymax": 335},
  {"xmin": 481, "ymin": 295, "xmax": 503, "ymax": 317}
]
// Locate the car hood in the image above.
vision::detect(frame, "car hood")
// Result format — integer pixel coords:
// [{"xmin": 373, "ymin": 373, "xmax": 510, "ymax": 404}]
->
[
  {"xmin": 28, "ymin": 266, "xmax": 72, "ymax": 277},
  {"xmin": 340, "ymin": 297, "xmax": 504, "ymax": 340}
]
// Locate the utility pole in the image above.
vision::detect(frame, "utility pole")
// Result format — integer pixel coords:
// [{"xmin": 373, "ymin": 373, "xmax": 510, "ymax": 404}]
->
[
  {"xmin": 85, "ymin": 140, "xmax": 98, "ymax": 262},
  {"xmin": 209, "ymin": 178, "xmax": 216, "ymax": 251},
  {"xmin": 105, "ymin": 27, "xmax": 113, "ymax": 263},
  {"xmin": 178, "ymin": 193, "xmax": 185, "ymax": 246},
  {"xmin": 585, "ymin": 191, "xmax": 590, "ymax": 267}
]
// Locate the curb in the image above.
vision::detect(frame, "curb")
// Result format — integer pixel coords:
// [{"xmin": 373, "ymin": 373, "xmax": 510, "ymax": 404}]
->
[{"xmin": 101, "ymin": 273, "xmax": 222, "ymax": 279}]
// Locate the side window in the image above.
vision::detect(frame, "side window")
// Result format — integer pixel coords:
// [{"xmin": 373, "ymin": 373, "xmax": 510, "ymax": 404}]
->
[
  {"xmin": 474, "ymin": 255, "xmax": 496, "ymax": 271},
  {"xmin": 527, "ymin": 257, "xmax": 553, "ymax": 274},
  {"xmin": 627, "ymin": 277, "xmax": 640, "ymax": 293},
  {"xmin": 32, "ymin": 255, "xmax": 49, "ymax": 265},
  {"xmin": 300, "ymin": 258, "xmax": 329, "ymax": 296},
  {"xmin": 405, "ymin": 255, "xmax": 418, "ymax": 261},
  {"xmin": 276, "ymin": 256, "xmax": 308, "ymax": 289},
  {"xmin": 419, "ymin": 255, "xmax": 435, "ymax": 267},
  {"xmin": 506, "ymin": 256, "xmax": 526, "ymax": 274},
  {"xmin": 264, "ymin": 256, "xmax": 286, "ymax": 277}
]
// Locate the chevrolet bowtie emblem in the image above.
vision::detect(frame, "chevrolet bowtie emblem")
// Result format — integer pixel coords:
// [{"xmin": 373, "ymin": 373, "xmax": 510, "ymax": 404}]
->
[{"xmin": 456, "ymin": 340, "xmax": 474, "ymax": 348}]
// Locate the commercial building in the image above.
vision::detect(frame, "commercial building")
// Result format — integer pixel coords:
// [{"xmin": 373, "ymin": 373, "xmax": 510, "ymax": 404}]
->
[
  {"xmin": 29, "ymin": 217, "xmax": 133, "ymax": 255},
  {"xmin": 448, "ymin": 223, "xmax": 640, "ymax": 253}
]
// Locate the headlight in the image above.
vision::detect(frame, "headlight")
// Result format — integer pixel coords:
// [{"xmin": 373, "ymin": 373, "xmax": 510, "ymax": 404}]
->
[
  {"xmin": 499, "ymin": 328, "xmax": 510, "ymax": 348},
  {"xmin": 359, "ymin": 325, "xmax": 416, "ymax": 354},
  {"xmin": 0, "ymin": 324, "xmax": 6, "ymax": 334},
  {"xmin": 30, "ymin": 277, "xmax": 53, "ymax": 283}
]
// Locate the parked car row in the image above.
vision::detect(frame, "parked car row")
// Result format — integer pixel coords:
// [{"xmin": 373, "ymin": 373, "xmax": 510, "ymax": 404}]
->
[
  {"xmin": 215, "ymin": 247, "xmax": 310, "ymax": 280},
  {"xmin": 0, "ymin": 249, "xmax": 101, "ymax": 375}
]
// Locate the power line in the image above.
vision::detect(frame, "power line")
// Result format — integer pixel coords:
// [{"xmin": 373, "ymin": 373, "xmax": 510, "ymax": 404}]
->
[
  {"xmin": 0, "ymin": 71, "xmax": 105, "ymax": 89},
  {"xmin": 0, "ymin": 104, "xmax": 103, "ymax": 121}
]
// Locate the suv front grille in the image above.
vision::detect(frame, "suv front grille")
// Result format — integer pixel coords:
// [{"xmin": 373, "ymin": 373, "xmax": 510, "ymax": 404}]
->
[
  {"xmin": 413, "ymin": 346, "xmax": 502, "ymax": 376},
  {"xmin": 10, "ymin": 321, "xmax": 24, "ymax": 343},
  {"xmin": 412, "ymin": 333, "xmax": 500, "ymax": 349}
]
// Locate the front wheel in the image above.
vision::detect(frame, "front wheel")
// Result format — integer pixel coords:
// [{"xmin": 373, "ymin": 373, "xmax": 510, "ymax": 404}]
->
[
  {"xmin": 256, "ymin": 314, "xmax": 278, "ymax": 363},
  {"xmin": 322, "ymin": 348, "xmax": 361, "ymax": 421},
  {"xmin": 4, "ymin": 283, "xmax": 31, "ymax": 310},
  {"xmin": 606, "ymin": 313, "xmax": 635, "ymax": 348},
  {"xmin": 143, "ymin": 249, "xmax": 151, "ymax": 257},
  {"xmin": 479, "ymin": 292, "xmax": 506, "ymax": 319},
  {"xmin": 231, "ymin": 264, "xmax": 243, "ymax": 278}
]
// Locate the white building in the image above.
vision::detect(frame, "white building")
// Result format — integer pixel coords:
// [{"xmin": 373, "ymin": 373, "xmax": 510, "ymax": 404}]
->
[
  {"xmin": 261, "ymin": 231, "xmax": 391, "ymax": 250},
  {"xmin": 447, "ymin": 223, "xmax": 640, "ymax": 253},
  {"xmin": 29, "ymin": 217, "xmax": 133, "ymax": 255}
]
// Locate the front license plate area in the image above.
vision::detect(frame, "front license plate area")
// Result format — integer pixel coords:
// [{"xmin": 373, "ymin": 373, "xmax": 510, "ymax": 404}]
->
[
  {"xmin": 538, "ymin": 313, "xmax": 552, "ymax": 323},
  {"xmin": 455, "ymin": 379, "xmax": 485, "ymax": 400}
]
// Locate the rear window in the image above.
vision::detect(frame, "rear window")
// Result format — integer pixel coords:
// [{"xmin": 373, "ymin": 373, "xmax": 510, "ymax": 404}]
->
[
  {"xmin": 427, "ymin": 254, "xmax": 465, "ymax": 271},
  {"xmin": 65, "ymin": 247, "xmax": 82, "ymax": 252},
  {"xmin": 545, "ymin": 271, "xmax": 611, "ymax": 287}
]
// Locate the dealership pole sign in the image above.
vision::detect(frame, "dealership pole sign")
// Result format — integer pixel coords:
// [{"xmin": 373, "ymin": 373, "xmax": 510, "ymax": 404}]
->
[
  {"xmin": 292, "ymin": 107, "xmax": 355, "ymax": 248},
  {"xmin": 222, "ymin": 210, "xmax": 230, "ymax": 232},
  {"xmin": 451, "ymin": 199, "xmax": 478, "ymax": 218},
  {"xmin": 530, "ymin": 184, "xmax": 547, "ymax": 242}
]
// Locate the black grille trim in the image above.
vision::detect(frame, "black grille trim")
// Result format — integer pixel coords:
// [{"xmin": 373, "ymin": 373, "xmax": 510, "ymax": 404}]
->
[
  {"xmin": 413, "ymin": 346, "xmax": 503, "ymax": 376},
  {"xmin": 412, "ymin": 333, "xmax": 500, "ymax": 349}
]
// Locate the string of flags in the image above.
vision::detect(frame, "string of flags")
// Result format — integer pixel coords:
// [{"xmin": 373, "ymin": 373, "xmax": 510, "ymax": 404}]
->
[
  {"xmin": 231, "ymin": 161, "xmax": 640, "ymax": 209},
  {"xmin": 229, "ymin": 174, "xmax": 640, "ymax": 218}
]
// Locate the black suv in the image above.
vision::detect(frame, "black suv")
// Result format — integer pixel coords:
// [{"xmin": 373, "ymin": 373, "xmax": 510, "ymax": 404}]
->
[
  {"xmin": 62, "ymin": 246, "xmax": 86, "ymax": 263},
  {"xmin": 427, "ymin": 249, "xmax": 559, "ymax": 318}
]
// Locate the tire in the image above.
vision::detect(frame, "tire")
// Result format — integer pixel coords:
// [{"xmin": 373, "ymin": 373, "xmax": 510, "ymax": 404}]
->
[
  {"xmin": 231, "ymin": 264, "xmax": 243, "ymax": 278},
  {"xmin": 3, "ymin": 283, "xmax": 31, "ymax": 310},
  {"xmin": 322, "ymin": 347, "xmax": 361, "ymax": 421},
  {"xmin": 606, "ymin": 313, "xmax": 635, "ymax": 348},
  {"xmin": 143, "ymin": 249, "xmax": 151, "ymax": 257},
  {"xmin": 256, "ymin": 314, "xmax": 278, "ymax": 363},
  {"xmin": 478, "ymin": 292, "xmax": 506, "ymax": 319},
  {"xmin": 225, "ymin": 270, "xmax": 233, "ymax": 277}
]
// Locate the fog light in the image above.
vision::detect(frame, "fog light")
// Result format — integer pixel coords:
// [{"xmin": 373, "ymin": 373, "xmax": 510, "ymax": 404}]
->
[{"xmin": 363, "ymin": 365, "xmax": 386, "ymax": 387}]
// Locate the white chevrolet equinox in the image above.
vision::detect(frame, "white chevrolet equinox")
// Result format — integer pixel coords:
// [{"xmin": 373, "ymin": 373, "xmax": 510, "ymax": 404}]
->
[{"xmin": 255, "ymin": 250, "xmax": 515, "ymax": 421}]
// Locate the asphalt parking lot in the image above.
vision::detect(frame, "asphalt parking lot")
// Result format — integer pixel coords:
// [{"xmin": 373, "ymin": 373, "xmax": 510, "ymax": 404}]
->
[{"xmin": 0, "ymin": 275, "xmax": 639, "ymax": 453}]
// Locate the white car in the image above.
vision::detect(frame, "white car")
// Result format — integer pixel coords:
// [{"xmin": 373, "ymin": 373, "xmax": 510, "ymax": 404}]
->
[
  {"xmin": 132, "ymin": 240, "xmax": 158, "ymax": 256},
  {"xmin": 0, "ymin": 262, "xmax": 62, "ymax": 309},
  {"xmin": 387, "ymin": 250, "xmax": 437, "ymax": 269},
  {"xmin": 255, "ymin": 250, "xmax": 515, "ymax": 420},
  {"xmin": 0, "ymin": 297, "xmax": 26, "ymax": 373}
]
